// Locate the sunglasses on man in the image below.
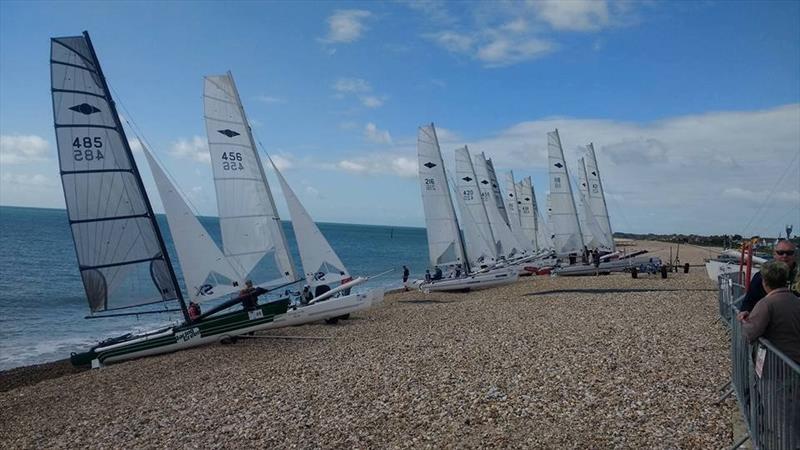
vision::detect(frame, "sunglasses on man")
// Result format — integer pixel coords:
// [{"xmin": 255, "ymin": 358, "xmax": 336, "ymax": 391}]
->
[{"xmin": 775, "ymin": 250, "xmax": 795, "ymax": 256}]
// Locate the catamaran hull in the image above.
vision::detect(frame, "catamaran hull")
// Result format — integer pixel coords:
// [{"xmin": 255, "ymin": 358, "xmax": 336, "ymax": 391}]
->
[
  {"xmin": 418, "ymin": 268, "xmax": 519, "ymax": 293},
  {"xmin": 74, "ymin": 289, "xmax": 385, "ymax": 367},
  {"xmin": 705, "ymin": 260, "xmax": 759, "ymax": 282},
  {"xmin": 274, "ymin": 288, "xmax": 384, "ymax": 327}
]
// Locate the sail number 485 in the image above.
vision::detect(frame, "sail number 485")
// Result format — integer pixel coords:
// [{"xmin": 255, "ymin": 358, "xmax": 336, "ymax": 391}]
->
[
  {"xmin": 221, "ymin": 152, "xmax": 244, "ymax": 171},
  {"xmin": 72, "ymin": 137, "xmax": 104, "ymax": 161}
]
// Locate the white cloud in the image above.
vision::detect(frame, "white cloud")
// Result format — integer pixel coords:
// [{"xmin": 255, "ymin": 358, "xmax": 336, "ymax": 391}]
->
[
  {"xmin": 364, "ymin": 123, "xmax": 392, "ymax": 144},
  {"xmin": 336, "ymin": 154, "xmax": 418, "ymax": 178},
  {"xmin": 0, "ymin": 173, "xmax": 57, "ymax": 188},
  {"xmin": 532, "ymin": 0, "xmax": 610, "ymax": 31},
  {"xmin": 722, "ymin": 188, "xmax": 800, "ymax": 205},
  {"xmin": 334, "ymin": 78, "xmax": 371, "ymax": 94},
  {"xmin": 169, "ymin": 136, "xmax": 210, "ymax": 163},
  {"xmin": 426, "ymin": 31, "xmax": 474, "ymax": 53},
  {"xmin": 413, "ymin": 1, "xmax": 638, "ymax": 67},
  {"xmin": 270, "ymin": 154, "xmax": 293, "ymax": 171},
  {"xmin": 476, "ymin": 37, "xmax": 553, "ymax": 67},
  {"xmin": 323, "ymin": 10, "xmax": 372, "ymax": 43},
  {"xmin": 305, "ymin": 185, "xmax": 321, "ymax": 199},
  {"xmin": 0, "ymin": 134, "xmax": 50, "ymax": 165},
  {"xmin": 332, "ymin": 78, "xmax": 387, "ymax": 108},
  {"xmin": 360, "ymin": 95, "xmax": 384, "ymax": 108}
]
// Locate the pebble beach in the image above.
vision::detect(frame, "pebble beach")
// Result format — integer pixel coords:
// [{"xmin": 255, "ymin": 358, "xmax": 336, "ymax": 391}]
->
[{"xmin": 0, "ymin": 241, "xmax": 735, "ymax": 448}]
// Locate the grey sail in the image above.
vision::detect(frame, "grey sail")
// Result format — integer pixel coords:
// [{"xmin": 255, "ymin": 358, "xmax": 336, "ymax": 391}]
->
[{"xmin": 50, "ymin": 33, "xmax": 182, "ymax": 313}]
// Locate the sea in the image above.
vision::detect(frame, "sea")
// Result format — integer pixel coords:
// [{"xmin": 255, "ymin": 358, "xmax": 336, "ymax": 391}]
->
[{"xmin": 0, "ymin": 205, "xmax": 429, "ymax": 370}]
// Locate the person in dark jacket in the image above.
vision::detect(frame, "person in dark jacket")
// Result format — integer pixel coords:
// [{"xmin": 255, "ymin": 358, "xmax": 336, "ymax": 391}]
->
[{"xmin": 738, "ymin": 240, "xmax": 797, "ymax": 319}]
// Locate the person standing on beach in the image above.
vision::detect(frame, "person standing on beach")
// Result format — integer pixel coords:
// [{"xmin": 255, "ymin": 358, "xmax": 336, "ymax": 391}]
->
[
  {"xmin": 739, "ymin": 260, "xmax": 800, "ymax": 362},
  {"xmin": 402, "ymin": 265, "xmax": 410, "ymax": 291},
  {"xmin": 737, "ymin": 240, "xmax": 797, "ymax": 321}
]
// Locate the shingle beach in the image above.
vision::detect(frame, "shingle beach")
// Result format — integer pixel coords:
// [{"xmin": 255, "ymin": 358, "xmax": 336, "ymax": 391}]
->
[{"xmin": 1, "ymin": 241, "xmax": 735, "ymax": 448}]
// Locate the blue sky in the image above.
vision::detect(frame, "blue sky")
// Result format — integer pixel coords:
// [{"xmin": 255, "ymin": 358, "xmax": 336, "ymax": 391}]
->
[{"xmin": 1, "ymin": 0, "xmax": 798, "ymax": 236}]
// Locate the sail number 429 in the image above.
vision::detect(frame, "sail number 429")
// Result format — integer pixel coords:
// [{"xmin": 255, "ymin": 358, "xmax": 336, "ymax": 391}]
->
[
  {"xmin": 221, "ymin": 151, "xmax": 244, "ymax": 171},
  {"xmin": 72, "ymin": 137, "xmax": 104, "ymax": 161}
]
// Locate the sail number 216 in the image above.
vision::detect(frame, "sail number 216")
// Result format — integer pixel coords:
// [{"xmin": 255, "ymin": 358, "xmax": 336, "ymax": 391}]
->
[
  {"xmin": 72, "ymin": 137, "xmax": 104, "ymax": 161},
  {"xmin": 221, "ymin": 151, "xmax": 244, "ymax": 171}
]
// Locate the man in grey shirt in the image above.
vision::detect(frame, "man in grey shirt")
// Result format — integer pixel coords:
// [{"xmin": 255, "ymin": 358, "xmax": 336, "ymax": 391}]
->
[{"xmin": 740, "ymin": 260, "xmax": 800, "ymax": 363}]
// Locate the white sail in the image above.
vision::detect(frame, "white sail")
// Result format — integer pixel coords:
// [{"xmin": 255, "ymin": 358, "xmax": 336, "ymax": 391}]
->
[
  {"xmin": 504, "ymin": 171, "xmax": 534, "ymax": 252},
  {"xmin": 577, "ymin": 157, "xmax": 607, "ymax": 250},
  {"xmin": 269, "ymin": 158, "xmax": 349, "ymax": 291},
  {"xmin": 547, "ymin": 130, "xmax": 584, "ymax": 256},
  {"xmin": 143, "ymin": 148, "xmax": 242, "ymax": 303},
  {"xmin": 473, "ymin": 152, "xmax": 524, "ymax": 259},
  {"xmin": 486, "ymin": 158, "xmax": 510, "ymax": 227},
  {"xmin": 417, "ymin": 123, "xmax": 466, "ymax": 268},
  {"xmin": 204, "ymin": 73, "xmax": 297, "ymax": 284},
  {"xmin": 454, "ymin": 146, "xmax": 497, "ymax": 268},
  {"xmin": 585, "ymin": 143, "xmax": 615, "ymax": 251},
  {"xmin": 517, "ymin": 178, "xmax": 538, "ymax": 251},
  {"xmin": 51, "ymin": 33, "xmax": 181, "ymax": 313}
]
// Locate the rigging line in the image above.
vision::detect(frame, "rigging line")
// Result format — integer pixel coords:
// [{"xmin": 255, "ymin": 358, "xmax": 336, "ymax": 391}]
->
[{"xmin": 741, "ymin": 150, "xmax": 800, "ymax": 236}]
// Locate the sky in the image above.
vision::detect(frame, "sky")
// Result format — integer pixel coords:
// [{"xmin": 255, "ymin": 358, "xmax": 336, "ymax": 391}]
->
[{"xmin": 1, "ymin": 0, "xmax": 798, "ymax": 237}]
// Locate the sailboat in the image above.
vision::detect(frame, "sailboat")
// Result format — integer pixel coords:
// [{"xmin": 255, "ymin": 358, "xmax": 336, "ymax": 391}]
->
[
  {"xmin": 584, "ymin": 143, "xmax": 615, "ymax": 252},
  {"xmin": 198, "ymin": 72, "xmax": 383, "ymax": 323},
  {"xmin": 52, "ymin": 32, "xmax": 290, "ymax": 367},
  {"xmin": 546, "ymin": 129, "xmax": 585, "ymax": 258},
  {"xmin": 416, "ymin": 123, "xmax": 518, "ymax": 292},
  {"xmin": 577, "ymin": 156, "xmax": 610, "ymax": 251}
]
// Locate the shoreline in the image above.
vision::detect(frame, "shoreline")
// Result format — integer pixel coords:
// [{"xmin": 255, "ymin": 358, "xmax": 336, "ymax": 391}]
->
[{"xmin": 1, "ymin": 241, "xmax": 734, "ymax": 447}]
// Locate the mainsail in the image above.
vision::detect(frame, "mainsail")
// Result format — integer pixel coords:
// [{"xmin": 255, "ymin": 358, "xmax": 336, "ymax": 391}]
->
[
  {"xmin": 585, "ymin": 143, "xmax": 615, "ymax": 251},
  {"xmin": 577, "ymin": 157, "xmax": 608, "ymax": 250},
  {"xmin": 517, "ymin": 177, "xmax": 538, "ymax": 251},
  {"xmin": 203, "ymin": 72, "xmax": 297, "ymax": 285},
  {"xmin": 417, "ymin": 123, "xmax": 466, "ymax": 268},
  {"xmin": 50, "ymin": 32, "xmax": 183, "ymax": 314},
  {"xmin": 143, "ymin": 148, "xmax": 242, "ymax": 303},
  {"xmin": 473, "ymin": 152, "xmax": 523, "ymax": 259},
  {"xmin": 504, "ymin": 171, "xmax": 534, "ymax": 252},
  {"xmin": 269, "ymin": 158, "xmax": 349, "ymax": 290},
  {"xmin": 547, "ymin": 129, "xmax": 584, "ymax": 256},
  {"xmin": 454, "ymin": 146, "xmax": 497, "ymax": 268}
]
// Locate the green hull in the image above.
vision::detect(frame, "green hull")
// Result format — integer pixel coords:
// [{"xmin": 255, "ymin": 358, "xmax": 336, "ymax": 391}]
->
[{"xmin": 71, "ymin": 299, "xmax": 291, "ymax": 367}]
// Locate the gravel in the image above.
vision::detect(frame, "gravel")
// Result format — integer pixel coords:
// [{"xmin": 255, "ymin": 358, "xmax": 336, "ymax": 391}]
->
[{"xmin": 0, "ymin": 241, "xmax": 735, "ymax": 448}]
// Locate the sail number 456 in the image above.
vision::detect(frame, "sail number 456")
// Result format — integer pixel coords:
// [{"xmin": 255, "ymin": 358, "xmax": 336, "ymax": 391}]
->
[
  {"xmin": 221, "ymin": 152, "xmax": 244, "ymax": 171},
  {"xmin": 72, "ymin": 137, "xmax": 104, "ymax": 161}
]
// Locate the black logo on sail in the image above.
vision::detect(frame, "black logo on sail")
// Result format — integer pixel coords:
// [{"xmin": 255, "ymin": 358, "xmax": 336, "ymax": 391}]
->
[
  {"xmin": 480, "ymin": 180, "xmax": 489, "ymax": 185},
  {"xmin": 462, "ymin": 176, "xmax": 472, "ymax": 182},
  {"xmin": 423, "ymin": 162, "xmax": 436, "ymax": 169},
  {"xmin": 69, "ymin": 103, "xmax": 101, "ymax": 115},
  {"xmin": 554, "ymin": 162, "xmax": 563, "ymax": 168},
  {"xmin": 218, "ymin": 129, "xmax": 240, "ymax": 138}
]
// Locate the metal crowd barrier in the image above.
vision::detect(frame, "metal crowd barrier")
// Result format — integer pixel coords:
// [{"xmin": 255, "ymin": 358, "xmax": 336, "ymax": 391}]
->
[{"xmin": 718, "ymin": 274, "xmax": 800, "ymax": 449}]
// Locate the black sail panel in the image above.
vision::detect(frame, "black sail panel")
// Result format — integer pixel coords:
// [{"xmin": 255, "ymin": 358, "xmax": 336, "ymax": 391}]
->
[{"xmin": 51, "ymin": 34, "xmax": 181, "ymax": 312}]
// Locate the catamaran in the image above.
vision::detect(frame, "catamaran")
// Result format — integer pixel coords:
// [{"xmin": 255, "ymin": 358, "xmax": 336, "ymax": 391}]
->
[
  {"xmin": 416, "ymin": 123, "xmax": 518, "ymax": 292},
  {"xmin": 51, "ymin": 32, "xmax": 292, "ymax": 367},
  {"xmin": 199, "ymin": 72, "xmax": 382, "ymax": 320}
]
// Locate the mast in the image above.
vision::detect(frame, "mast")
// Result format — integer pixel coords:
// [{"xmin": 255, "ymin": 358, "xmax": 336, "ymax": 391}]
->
[
  {"xmin": 225, "ymin": 71, "xmax": 298, "ymax": 280},
  {"xmin": 81, "ymin": 31, "xmax": 189, "ymax": 321}
]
